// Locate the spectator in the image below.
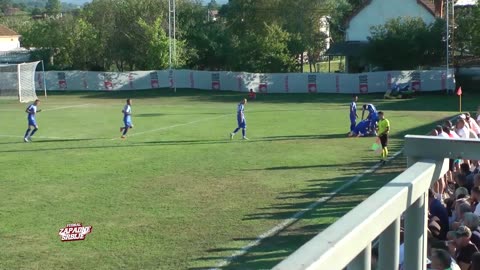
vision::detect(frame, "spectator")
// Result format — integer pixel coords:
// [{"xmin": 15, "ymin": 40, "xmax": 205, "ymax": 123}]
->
[
  {"xmin": 452, "ymin": 226, "xmax": 478, "ymax": 270},
  {"xmin": 437, "ymin": 125, "xmax": 450, "ymax": 138},
  {"xmin": 456, "ymin": 173, "xmax": 472, "ymax": 193},
  {"xmin": 464, "ymin": 212, "xmax": 480, "ymax": 248},
  {"xmin": 471, "ymin": 187, "xmax": 480, "ymax": 215},
  {"xmin": 452, "ymin": 201, "xmax": 472, "ymax": 230},
  {"xmin": 429, "ymin": 189, "xmax": 450, "ymax": 237},
  {"xmin": 471, "ymin": 252, "xmax": 480, "ymax": 270},
  {"xmin": 455, "ymin": 118, "xmax": 471, "ymax": 139},
  {"xmin": 445, "ymin": 121, "xmax": 461, "ymax": 139},
  {"xmin": 248, "ymin": 89, "xmax": 256, "ymax": 101},
  {"xmin": 431, "ymin": 249, "xmax": 452, "ymax": 270},
  {"xmin": 474, "ymin": 174, "xmax": 480, "ymax": 189},
  {"xmin": 465, "ymin": 113, "xmax": 480, "ymax": 137}
]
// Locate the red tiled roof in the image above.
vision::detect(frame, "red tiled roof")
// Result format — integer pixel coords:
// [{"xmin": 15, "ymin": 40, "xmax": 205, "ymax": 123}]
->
[
  {"xmin": 345, "ymin": 0, "xmax": 437, "ymax": 26},
  {"xmin": 0, "ymin": 25, "xmax": 19, "ymax": 36}
]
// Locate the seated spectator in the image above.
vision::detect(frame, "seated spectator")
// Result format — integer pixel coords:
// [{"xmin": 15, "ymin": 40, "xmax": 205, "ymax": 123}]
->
[
  {"xmin": 456, "ymin": 173, "xmax": 472, "ymax": 193},
  {"xmin": 452, "ymin": 226, "xmax": 478, "ymax": 270},
  {"xmin": 451, "ymin": 201, "xmax": 472, "ymax": 230},
  {"xmin": 430, "ymin": 249, "xmax": 453, "ymax": 270},
  {"xmin": 429, "ymin": 189, "xmax": 450, "ymax": 239},
  {"xmin": 445, "ymin": 121, "xmax": 461, "ymax": 139},
  {"xmin": 472, "ymin": 161, "xmax": 480, "ymax": 174},
  {"xmin": 465, "ymin": 112, "xmax": 480, "ymax": 137},
  {"xmin": 248, "ymin": 89, "xmax": 256, "ymax": 100},
  {"xmin": 474, "ymin": 174, "xmax": 480, "ymax": 189},
  {"xmin": 464, "ymin": 212, "xmax": 480, "ymax": 248},
  {"xmin": 456, "ymin": 118, "xmax": 472, "ymax": 139},
  {"xmin": 437, "ymin": 125, "xmax": 450, "ymax": 138},
  {"xmin": 471, "ymin": 187, "xmax": 480, "ymax": 215}
]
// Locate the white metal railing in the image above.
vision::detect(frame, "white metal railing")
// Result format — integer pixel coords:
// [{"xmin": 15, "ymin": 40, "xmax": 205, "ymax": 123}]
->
[{"xmin": 273, "ymin": 135, "xmax": 480, "ymax": 270}]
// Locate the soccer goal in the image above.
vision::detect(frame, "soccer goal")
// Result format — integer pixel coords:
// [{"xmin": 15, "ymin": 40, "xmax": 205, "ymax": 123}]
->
[{"xmin": 0, "ymin": 61, "xmax": 44, "ymax": 103}]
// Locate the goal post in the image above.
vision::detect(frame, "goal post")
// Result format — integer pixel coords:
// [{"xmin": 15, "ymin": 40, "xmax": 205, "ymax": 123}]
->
[{"xmin": 0, "ymin": 61, "xmax": 41, "ymax": 103}]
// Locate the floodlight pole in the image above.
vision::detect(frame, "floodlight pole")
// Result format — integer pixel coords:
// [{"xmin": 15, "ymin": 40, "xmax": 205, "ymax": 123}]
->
[
  {"xmin": 168, "ymin": 0, "xmax": 177, "ymax": 93},
  {"xmin": 446, "ymin": 0, "xmax": 449, "ymax": 92}
]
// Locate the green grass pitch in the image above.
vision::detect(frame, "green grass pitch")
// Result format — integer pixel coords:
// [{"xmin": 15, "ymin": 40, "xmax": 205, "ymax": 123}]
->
[{"xmin": 0, "ymin": 89, "xmax": 472, "ymax": 269}]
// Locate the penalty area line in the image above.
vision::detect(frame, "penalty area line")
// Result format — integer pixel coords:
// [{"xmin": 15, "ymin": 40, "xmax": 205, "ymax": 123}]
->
[{"xmin": 209, "ymin": 150, "xmax": 402, "ymax": 270}]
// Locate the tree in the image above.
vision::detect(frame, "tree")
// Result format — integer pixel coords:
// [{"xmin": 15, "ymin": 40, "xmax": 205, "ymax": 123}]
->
[
  {"xmin": 365, "ymin": 17, "xmax": 445, "ymax": 70},
  {"xmin": 45, "ymin": 0, "xmax": 61, "ymax": 15}
]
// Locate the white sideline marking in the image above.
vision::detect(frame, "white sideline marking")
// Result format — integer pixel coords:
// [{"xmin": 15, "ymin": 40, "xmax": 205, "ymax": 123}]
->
[{"xmin": 209, "ymin": 151, "xmax": 402, "ymax": 270}]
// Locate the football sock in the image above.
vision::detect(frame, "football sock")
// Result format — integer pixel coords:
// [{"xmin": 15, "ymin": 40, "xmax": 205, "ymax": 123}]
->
[
  {"xmin": 233, "ymin": 128, "xmax": 240, "ymax": 134},
  {"xmin": 30, "ymin": 128, "xmax": 38, "ymax": 137},
  {"xmin": 122, "ymin": 127, "xmax": 128, "ymax": 136},
  {"xmin": 242, "ymin": 129, "xmax": 246, "ymax": 137},
  {"xmin": 24, "ymin": 129, "xmax": 31, "ymax": 138}
]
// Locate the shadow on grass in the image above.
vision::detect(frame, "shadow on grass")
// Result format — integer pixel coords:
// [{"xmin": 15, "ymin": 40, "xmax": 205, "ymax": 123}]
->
[
  {"xmin": 192, "ymin": 115, "xmax": 457, "ymax": 269},
  {"xmin": 193, "ymin": 163, "xmax": 406, "ymax": 270}
]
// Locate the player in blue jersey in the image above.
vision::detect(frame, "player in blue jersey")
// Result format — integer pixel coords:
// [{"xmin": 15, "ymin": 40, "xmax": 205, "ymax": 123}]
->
[
  {"xmin": 230, "ymin": 98, "xmax": 248, "ymax": 140},
  {"xmin": 120, "ymin": 99, "xmax": 133, "ymax": 139},
  {"xmin": 348, "ymin": 119, "xmax": 371, "ymax": 137},
  {"xmin": 23, "ymin": 99, "xmax": 41, "ymax": 142},
  {"xmin": 362, "ymin": 103, "xmax": 378, "ymax": 134},
  {"xmin": 349, "ymin": 95, "xmax": 359, "ymax": 132}
]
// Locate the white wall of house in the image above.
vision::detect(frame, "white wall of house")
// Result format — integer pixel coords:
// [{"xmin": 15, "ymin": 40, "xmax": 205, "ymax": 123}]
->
[
  {"xmin": 346, "ymin": 0, "xmax": 436, "ymax": 41},
  {"xmin": 0, "ymin": 36, "xmax": 20, "ymax": 51}
]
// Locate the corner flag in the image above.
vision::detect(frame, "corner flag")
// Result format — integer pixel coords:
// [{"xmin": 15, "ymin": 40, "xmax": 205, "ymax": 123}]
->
[{"xmin": 457, "ymin": 87, "xmax": 462, "ymax": 112}]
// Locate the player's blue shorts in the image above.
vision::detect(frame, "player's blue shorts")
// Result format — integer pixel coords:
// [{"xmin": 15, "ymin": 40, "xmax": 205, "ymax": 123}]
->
[
  {"xmin": 123, "ymin": 116, "xmax": 132, "ymax": 128},
  {"xmin": 28, "ymin": 116, "xmax": 37, "ymax": 127},
  {"xmin": 237, "ymin": 116, "xmax": 246, "ymax": 129}
]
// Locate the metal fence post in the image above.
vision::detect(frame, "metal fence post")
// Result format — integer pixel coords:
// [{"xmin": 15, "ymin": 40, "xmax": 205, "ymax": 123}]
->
[
  {"xmin": 378, "ymin": 218, "xmax": 400, "ymax": 269},
  {"xmin": 347, "ymin": 243, "xmax": 371, "ymax": 270},
  {"xmin": 404, "ymin": 191, "xmax": 428, "ymax": 270}
]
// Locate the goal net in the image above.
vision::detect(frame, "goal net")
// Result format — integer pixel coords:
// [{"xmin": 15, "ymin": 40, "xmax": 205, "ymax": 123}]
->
[{"xmin": 0, "ymin": 61, "xmax": 41, "ymax": 103}]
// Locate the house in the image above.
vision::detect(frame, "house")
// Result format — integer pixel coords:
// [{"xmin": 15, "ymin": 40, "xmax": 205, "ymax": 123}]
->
[
  {"xmin": 0, "ymin": 25, "xmax": 21, "ymax": 51},
  {"xmin": 326, "ymin": 0, "xmax": 442, "ymax": 73}
]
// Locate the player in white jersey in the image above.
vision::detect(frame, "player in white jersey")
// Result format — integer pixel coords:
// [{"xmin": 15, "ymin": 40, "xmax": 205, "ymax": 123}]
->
[
  {"xmin": 230, "ymin": 98, "xmax": 248, "ymax": 140},
  {"xmin": 24, "ymin": 99, "xmax": 41, "ymax": 142},
  {"xmin": 120, "ymin": 99, "xmax": 133, "ymax": 139}
]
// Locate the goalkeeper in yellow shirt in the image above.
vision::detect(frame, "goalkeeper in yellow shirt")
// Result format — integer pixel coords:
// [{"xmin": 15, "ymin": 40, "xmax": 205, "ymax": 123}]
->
[{"xmin": 377, "ymin": 111, "xmax": 390, "ymax": 165}]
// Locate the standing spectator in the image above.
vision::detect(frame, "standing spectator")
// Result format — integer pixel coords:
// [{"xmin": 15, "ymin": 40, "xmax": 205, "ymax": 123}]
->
[{"xmin": 248, "ymin": 89, "xmax": 256, "ymax": 101}]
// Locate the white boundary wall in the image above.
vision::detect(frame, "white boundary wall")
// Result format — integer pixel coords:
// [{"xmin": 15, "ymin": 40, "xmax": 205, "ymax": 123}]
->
[{"xmin": 34, "ymin": 69, "xmax": 455, "ymax": 93}]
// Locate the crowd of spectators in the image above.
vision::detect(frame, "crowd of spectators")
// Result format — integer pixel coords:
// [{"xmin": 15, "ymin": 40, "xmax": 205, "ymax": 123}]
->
[{"xmin": 372, "ymin": 110, "xmax": 480, "ymax": 270}]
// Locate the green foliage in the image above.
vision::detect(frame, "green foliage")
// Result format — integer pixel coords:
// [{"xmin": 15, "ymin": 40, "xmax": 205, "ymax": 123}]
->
[
  {"xmin": 365, "ymin": 17, "xmax": 445, "ymax": 70},
  {"xmin": 455, "ymin": 5, "xmax": 480, "ymax": 57},
  {"xmin": 45, "ymin": 0, "xmax": 61, "ymax": 15}
]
